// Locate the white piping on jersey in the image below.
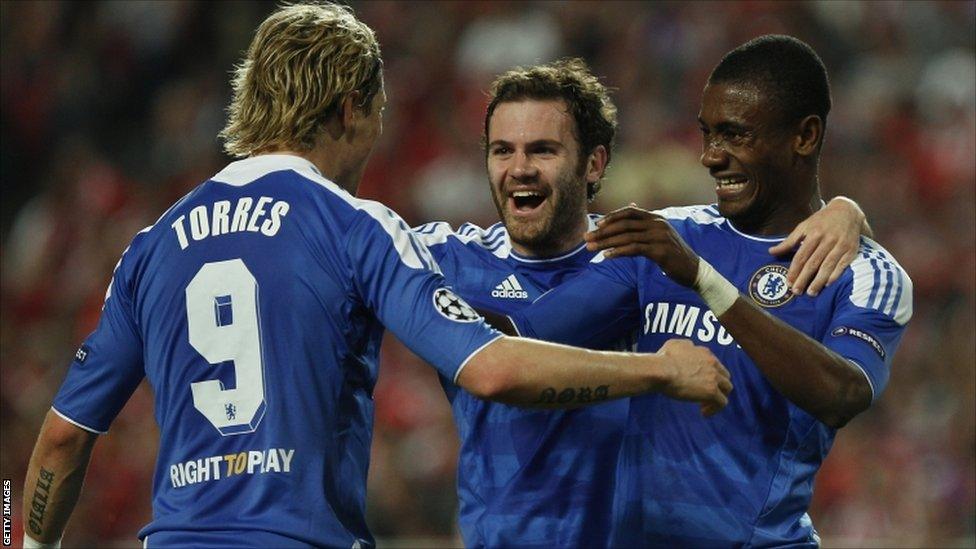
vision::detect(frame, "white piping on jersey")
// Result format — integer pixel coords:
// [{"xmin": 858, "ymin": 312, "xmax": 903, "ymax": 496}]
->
[
  {"xmin": 510, "ymin": 242, "xmax": 589, "ymax": 263},
  {"xmin": 51, "ymin": 406, "xmax": 106, "ymax": 434},
  {"xmin": 849, "ymin": 238, "xmax": 912, "ymax": 325},
  {"xmin": 707, "ymin": 199, "xmax": 826, "ymax": 243},
  {"xmin": 454, "ymin": 334, "xmax": 505, "ymax": 384},
  {"xmin": 724, "ymin": 221, "xmax": 787, "ymax": 243},
  {"xmin": 211, "ymin": 154, "xmax": 440, "ymax": 273},
  {"xmin": 847, "ymin": 359, "xmax": 877, "ymax": 402}
]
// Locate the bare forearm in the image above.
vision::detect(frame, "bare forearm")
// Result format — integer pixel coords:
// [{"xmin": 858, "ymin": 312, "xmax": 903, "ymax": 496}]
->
[
  {"xmin": 460, "ymin": 336, "xmax": 667, "ymax": 408},
  {"xmin": 23, "ymin": 412, "xmax": 97, "ymax": 544},
  {"xmin": 718, "ymin": 299, "xmax": 871, "ymax": 427}
]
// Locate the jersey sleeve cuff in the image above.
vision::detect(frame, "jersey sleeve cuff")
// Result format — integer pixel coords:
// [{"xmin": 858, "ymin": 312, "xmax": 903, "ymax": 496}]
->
[
  {"xmin": 453, "ymin": 334, "xmax": 505, "ymax": 384},
  {"xmin": 51, "ymin": 406, "xmax": 107, "ymax": 435},
  {"xmin": 846, "ymin": 359, "xmax": 877, "ymax": 402},
  {"xmin": 506, "ymin": 315, "xmax": 521, "ymax": 337}
]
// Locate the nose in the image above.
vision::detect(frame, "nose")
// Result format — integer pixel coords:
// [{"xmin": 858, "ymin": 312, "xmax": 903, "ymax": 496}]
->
[
  {"xmin": 510, "ymin": 152, "xmax": 538, "ymax": 180},
  {"xmin": 700, "ymin": 139, "xmax": 728, "ymax": 170}
]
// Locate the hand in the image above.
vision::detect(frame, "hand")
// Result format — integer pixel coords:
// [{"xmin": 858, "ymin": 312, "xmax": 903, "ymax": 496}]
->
[
  {"xmin": 769, "ymin": 197, "xmax": 865, "ymax": 296},
  {"xmin": 586, "ymin": 205, "xmax": 700, "ymax": 288},
  {"xmin": 657, "ymin": 339, "xmax": 733, "ymax": 417}
]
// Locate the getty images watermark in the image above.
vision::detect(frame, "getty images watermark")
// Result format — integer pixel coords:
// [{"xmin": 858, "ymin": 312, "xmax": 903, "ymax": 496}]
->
[{"xmin": 2, "ymin": 478, "xmax": 11, "ymax": 546}]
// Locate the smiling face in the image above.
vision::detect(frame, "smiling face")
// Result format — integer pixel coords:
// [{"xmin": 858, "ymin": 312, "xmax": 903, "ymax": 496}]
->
[
  {"xmin": 486, "ymin": 99, "xmax": 597, "ymax": 256},
  {"xmin": 698, "ymin": 82, "xmax": 802, "ymax": 234}
]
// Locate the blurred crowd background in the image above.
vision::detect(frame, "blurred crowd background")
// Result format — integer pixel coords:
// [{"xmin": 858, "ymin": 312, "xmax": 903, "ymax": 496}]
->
[{"xmin": 2, "ymin": 1, "xmax": 974, "ymax": 547}]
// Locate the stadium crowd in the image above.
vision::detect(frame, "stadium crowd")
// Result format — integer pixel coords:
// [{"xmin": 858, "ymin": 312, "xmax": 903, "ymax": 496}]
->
[{"xmin": 2, "ymin": 1, "xmax": 973, "ymax": 546}]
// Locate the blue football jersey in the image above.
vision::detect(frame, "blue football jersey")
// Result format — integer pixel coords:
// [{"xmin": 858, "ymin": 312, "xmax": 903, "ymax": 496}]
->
[
  {"xmin": 510, "ymin": 205, "xmax": 912, "ymax": 547},
  {"xmin": 51, "ymin": 155, "xmax": 502, "ymax": 548},
  {"xmin": 412, "ymin": 217, "xmax": 631, "ymax": 549}
]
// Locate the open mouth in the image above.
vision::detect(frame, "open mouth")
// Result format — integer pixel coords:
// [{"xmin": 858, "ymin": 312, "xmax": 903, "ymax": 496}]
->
[
  {"xmin": 509, "ymin": 190, "xmax": 547, "ymax": 214},
  {"xmin": 714, "ymin": 176, "xmax": 750, "ymax": 199}
]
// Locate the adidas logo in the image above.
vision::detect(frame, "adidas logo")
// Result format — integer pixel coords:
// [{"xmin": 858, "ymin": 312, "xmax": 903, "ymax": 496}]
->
[{"xmin": 491, "ymin": 274, "xmax": 528, "ymax": 299}]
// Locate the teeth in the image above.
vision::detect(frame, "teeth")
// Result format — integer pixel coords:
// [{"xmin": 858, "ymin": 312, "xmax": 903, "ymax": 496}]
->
[
  {"xmin": 512, "ymin": 191, "xmax": 544, "ymax": 198},
  {"xmin": 716, "ymin": 178, "xmax": 747, "ymax": 187}
]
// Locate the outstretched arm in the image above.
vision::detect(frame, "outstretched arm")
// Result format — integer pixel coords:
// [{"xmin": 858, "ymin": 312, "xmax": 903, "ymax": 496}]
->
[
  {"xmin": 458, "ymin": 336, "xmax": 732, "ymax": 416},
  {"xmin": 22, "ymin": 411, "xmax": 98, "ymax": 548},
  {"xmin": 587, "ymin": 205, "xmax": 872, "ymax": 428},
  {"xmin": 769, "ymin": 196, "xmax": 873, "ymax": 296}
]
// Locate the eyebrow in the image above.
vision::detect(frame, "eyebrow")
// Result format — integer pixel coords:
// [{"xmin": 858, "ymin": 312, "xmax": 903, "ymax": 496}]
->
[
  {"xmin": 698, "ymin": 118, "xmax": 750, "ymax": 133},
  {"xmin": 487, "ymin": 139, "xmax": 565, "ymax": 148}
]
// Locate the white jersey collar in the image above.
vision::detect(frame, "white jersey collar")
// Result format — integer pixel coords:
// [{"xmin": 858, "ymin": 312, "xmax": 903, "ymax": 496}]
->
[{"xmin": 211, "ymin": 154, "xmax": 324, "ymax": 187}]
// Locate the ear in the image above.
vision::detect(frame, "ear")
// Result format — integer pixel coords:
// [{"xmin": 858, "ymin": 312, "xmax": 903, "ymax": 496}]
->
[
  {"xmin": 338, "ymin": 91, "xmax": 364, "ymax": 133},
  {"xmin": 794, "ymin": 115, "xmax": 823, "ymax": 157},
  {"xmin": 584, "ymin": 145, "xmax": 609, "ymax": 183}
]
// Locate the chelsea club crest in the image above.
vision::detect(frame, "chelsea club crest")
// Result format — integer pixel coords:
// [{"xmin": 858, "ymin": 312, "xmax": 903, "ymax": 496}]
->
[{"xmin": 748, "ymin": 265, "xmax": 795, "ymax": 307}]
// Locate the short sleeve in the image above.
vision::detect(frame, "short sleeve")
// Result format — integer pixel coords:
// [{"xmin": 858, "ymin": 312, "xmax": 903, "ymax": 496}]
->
[
  {"xmin": 348, "ymin": 208, "xmax": 502, "ymax": 383},
  {"xmin": 822, "ymin": 246, "xmax": 913, "ymax": 401},
  {"xmin": 510, "ymin": 255, "xmax": 640, "ymax": 349},
  {"xmin": 52, "ymin": 245, "xmax": 146, "ymax": 434}
]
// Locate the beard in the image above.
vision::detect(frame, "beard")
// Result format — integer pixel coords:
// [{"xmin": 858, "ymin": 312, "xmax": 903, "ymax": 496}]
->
[{"xmin": 491, "ymin": 164, "xmax": 589, "ymax": 256}]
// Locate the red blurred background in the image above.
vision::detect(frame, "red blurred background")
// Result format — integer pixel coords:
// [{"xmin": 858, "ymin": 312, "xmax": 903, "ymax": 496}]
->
[{"xmin": 2, "ymin": 1, "xmax": 973, "ymax": 546}]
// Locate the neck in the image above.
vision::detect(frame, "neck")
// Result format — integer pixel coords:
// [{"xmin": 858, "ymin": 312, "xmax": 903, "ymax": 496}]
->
[
  {"xmin": 732, "ymin": 188, "xmax": 822, "ymax": 236},
  {"xmin": 257, "ymin": 142, "xmax": 356, "ymax": 194},
  {"xmin": 510, "ymin": 215, "xmax": 589, "ymax": 258}
]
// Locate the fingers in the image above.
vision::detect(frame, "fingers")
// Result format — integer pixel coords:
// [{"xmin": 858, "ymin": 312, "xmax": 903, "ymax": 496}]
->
[
  {"xmin": 596, "ymin": 205, "xmax": 658, "ymax": 227},
  {"xmin": 713, "ymin": 359, "xmax": 731, "ymax": 382},
  {"xmin": 700, "ymin": 390, "xmax": 728, "ymax": 417},
  {"xmin": 587, "ymin": 214, "xmax": 673, "ymax": 258},
  {"xmin": 586, "ymin": 218, "xmax": 653, "ymax": 243},
  {"xmin": 600, "ymin": 242, "xmax": 646, "ymax": 259},
  {"xmin": 718, "ymin": 377, "xmax": 733, "ymax": 396},
  {"xmin": 768, "ymin": 225, "xmax": 803, "ymax": 256},
  {"xmin": 827, "ymin": 249, "xmax": 857, "ymax": 286},
  {"xmin": 783, "ymin": 232, "xmax": 818, "ymax": 287},
  {"xmin": 790, "ymin": 239, "xmax": 831, "ymax": 296},
  {"xmin": 806, "ymin": 245, "xmax": 845, "ymax": 295}
]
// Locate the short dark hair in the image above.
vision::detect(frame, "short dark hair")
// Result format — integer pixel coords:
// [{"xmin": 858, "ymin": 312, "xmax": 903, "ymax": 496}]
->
[
  {"xmin": 484, "ymin": 58, "xmax": 617, "ymax": 201},
  {"xmin": 709, "ymin": 35, "xmax": 831, "ymax": 130}
]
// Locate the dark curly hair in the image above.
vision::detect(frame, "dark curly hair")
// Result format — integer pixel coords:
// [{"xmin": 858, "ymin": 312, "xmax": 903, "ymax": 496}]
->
[{"xmin": 484, "ymin": 58, "xmax": 617, "ymax": 201}]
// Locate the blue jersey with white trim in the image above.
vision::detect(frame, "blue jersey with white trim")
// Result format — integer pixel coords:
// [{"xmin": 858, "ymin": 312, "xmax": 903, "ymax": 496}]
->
[
  {"xmin": 52, "ymin": 155, "xmax": 501, "ymax": 548},
  {"xmin": 413, "ymin": 216, "xmax": 631, "ymax": 549},
  {"xmin": 510, "ymin": 204, "xmax": 912, "ymax": 547}
]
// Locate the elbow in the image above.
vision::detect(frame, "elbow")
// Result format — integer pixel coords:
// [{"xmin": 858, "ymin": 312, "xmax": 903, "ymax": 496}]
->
[
  {"xmin": 819, "ymin": 376, "xmax": 873, "ymax": 429},
  {"xmin": 38, "ymin": 412, "xmax": 97, "ymax": 456},
  {"xmin": 456, "ymin": 342, "xmax": 518, "ymax": 402},
  {"xmin": 463, "ymin": 367, "xmax": 515, "ymax": 401}
]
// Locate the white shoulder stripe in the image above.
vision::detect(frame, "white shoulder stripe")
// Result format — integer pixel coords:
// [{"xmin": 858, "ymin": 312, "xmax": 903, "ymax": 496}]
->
[
  {"xmin": 848, "ymin": 238, "xmax": 912, "ymax": 325},
  {"xmin": 410, "ymin": 220, "xmax": 512, "ymax": 259},
  {"xmin": 653, "ymin": 204, "xmax": 725, "ymax": 226}
]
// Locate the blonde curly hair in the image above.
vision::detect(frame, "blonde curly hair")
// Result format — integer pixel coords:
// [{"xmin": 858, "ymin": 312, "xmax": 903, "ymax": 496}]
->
[{"xmin": 220, "ymin": 3, "xmax": 383, "ymax": 157}]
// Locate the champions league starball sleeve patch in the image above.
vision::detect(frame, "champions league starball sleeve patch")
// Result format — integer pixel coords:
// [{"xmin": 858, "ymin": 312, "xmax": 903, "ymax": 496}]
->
[{"xmin": 433, "ymin": 288, "xmax": 482, "ymax": 323}]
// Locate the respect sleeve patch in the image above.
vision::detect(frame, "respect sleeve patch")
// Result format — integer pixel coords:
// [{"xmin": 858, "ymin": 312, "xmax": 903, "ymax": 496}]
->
[{"xmin": 831, "ymin": 326, "xmax": 885, "ymax": 359}]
